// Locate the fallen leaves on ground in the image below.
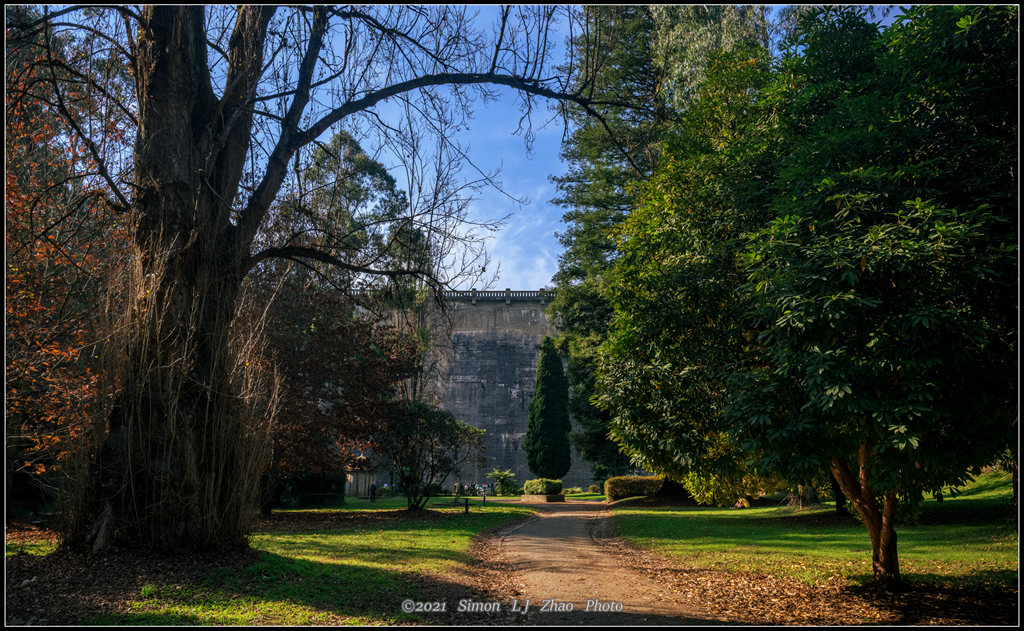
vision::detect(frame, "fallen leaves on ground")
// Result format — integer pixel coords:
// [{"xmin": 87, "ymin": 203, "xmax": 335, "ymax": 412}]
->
[
  {"xmin": 590, "ymin": 512, "xmax": 1017, "ymax": 626},
  {"xmin": 6, "ymin": 510, "xmax": 1018, "ymax": 626},
  {"xmin": 5, "ymin": 520, "xmax": 258, "ymax": 626}
]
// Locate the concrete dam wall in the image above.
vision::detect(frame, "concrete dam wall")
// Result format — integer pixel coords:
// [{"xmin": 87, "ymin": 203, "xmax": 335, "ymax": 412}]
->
[{"xmin": 435, "ymin": 290, "xmax": 593, "ymax": 489}]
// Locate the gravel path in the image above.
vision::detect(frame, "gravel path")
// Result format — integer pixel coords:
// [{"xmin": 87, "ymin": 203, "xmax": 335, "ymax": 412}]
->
[{"xmin": 491, "ymin": 499, "xmax": 717, "ymax": 626}]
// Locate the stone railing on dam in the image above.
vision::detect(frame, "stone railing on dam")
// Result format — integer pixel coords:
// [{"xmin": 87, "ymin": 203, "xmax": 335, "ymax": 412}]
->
[
  {"xmin": 348, "ymin": 288, "xmax": 553, "ymax": 305},
  {"xmin": 440, "ymin": 288, "xmax": 553, "ymax": 304}
]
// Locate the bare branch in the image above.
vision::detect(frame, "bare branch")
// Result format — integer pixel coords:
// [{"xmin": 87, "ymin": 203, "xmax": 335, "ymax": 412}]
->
[{"xmin": 246, "ymin": 245, "xmax": 440, "ymax": 285}]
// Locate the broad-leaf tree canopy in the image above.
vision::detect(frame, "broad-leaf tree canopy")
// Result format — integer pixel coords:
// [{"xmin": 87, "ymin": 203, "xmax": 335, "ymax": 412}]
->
[{"xmin": 590, "ymin": 5, "xmax": 1016, "ymax": 589}]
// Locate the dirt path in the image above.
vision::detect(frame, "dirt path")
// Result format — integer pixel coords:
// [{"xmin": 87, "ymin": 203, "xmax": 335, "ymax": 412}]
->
[{"xmin": 487, "ymin": 499, "xmax": 718, "ymax": 625}]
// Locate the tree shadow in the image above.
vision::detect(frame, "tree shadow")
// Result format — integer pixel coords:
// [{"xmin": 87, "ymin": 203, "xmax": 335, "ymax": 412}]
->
[
  {"xmin": 847, "ymin": 570, "xmax": 1019, "ymax": 625},
  {"xmin": 79, "ymin": 550, "xmax": 494, "ymax": 624}
]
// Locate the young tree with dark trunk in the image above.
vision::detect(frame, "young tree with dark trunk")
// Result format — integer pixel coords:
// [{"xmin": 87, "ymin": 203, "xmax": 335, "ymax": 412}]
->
[
  {"xmin": 6, "ymin": 5, "xmax": 640, "ymax": 552},
  {"xmin": 372, "ymin": 402, "xmax": 485, "ymax": 511}
]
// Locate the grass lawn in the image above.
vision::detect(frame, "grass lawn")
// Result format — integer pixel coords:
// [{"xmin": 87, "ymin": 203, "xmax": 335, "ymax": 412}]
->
[
  {"xmin": 612, "ymin": 470, "xmax": 1017, "ymax": 588},
  {"xmin": 77, "ymin": 503, "xmax": 534, "ymax": 625},
  {"xmin": 5, "ymin": 538, "xmax": 58, "ymax": 558}
]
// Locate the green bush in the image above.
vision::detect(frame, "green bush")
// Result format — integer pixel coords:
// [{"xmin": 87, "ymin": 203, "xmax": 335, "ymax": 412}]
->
[
  {"xmin": 564, "ymin": 486, "xmax": 584, "ymax": 495},
  {"xmin": 588, "ymin": 484, "xmax": 601, "ymax": 493},
  {"xmin": 423, "ymin": 482, "xmax": 445, "ymax": 497},
  {"xmin": 604, "ymin": 475, "xmax": 663, "ymax": 501},
  {"xmin": 485, "ymin": 468, "xmax": 519, "ymax": 495},
  {"xmin": 524, "ymin": 478, "xmax": 563, "ymax": 495}
]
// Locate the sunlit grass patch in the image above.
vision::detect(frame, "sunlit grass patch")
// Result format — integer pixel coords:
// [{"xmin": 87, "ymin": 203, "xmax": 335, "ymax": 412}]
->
[
  {"xmin": 612, "ymin": 470, "xmax": 1017, "ymax": 588},
  {"xmin": 5, "ymin": 539, "xmax": 58, "ymax": 557},
  {"xmin": 85, "ymin": 504, "xmax": 534, "ymax": 625}
]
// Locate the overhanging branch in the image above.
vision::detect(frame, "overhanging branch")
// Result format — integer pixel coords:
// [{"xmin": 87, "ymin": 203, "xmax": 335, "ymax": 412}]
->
[{"xmin": 246, "ymin": 245, "xmax": 440, "ymax": 287}]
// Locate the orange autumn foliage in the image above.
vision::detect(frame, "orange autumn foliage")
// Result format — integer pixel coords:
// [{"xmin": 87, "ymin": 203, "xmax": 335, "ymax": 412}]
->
[{"xmin": 5, "ymin": 33, "xmax": 128, "ymax": 476}]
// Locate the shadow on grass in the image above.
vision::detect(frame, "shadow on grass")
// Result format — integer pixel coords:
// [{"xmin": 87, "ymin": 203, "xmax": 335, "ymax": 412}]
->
[
  {"xmin": 86, "ymin": 611, "xmax": 210, "ymax": 626},
  {"xmin": 916, "ymin": 497, "xmax": 1015, "ymax": 526},
  {"xmin": 849, "ymin": 570, "xmax": 1019, "ymax": 625},
  {"xmin": 81, "ymin": 549, "xmax": 487, "ymax": 625},
  {"xmin": 901, "ymin": 568, "xmax": 1019, "ymax": 588},
  {"xmin": 67, "ymin": 508, "xmax": 538, "ymax": 625}
]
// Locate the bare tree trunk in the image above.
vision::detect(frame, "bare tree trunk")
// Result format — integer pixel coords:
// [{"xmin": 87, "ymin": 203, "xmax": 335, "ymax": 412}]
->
[
  {"xmin": 831, "ymin": 443, "xmax": 902, "ymax": 590},
  {"xmin": 39, "ymin": 4, "xmax": 615, "ymax": 552},
  {"xmin": 830, "ymin": 472, "xmax": 849, "ymax": 516},
  {"xmin": 68, "ymin": 7, "xmax": 275, "ymax": 552}
]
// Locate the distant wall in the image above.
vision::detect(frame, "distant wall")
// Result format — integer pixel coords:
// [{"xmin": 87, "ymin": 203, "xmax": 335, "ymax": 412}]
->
[{"xmin": 435, "ymin": 291, "xmax": 593, "ymax": 489}]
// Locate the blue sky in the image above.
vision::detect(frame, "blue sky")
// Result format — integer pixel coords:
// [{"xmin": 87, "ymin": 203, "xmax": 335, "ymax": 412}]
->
[
  {"xmin": 459, "ymin": 88, "xmax": 569, "ymax": 291},
  {"xmin": 438, "ymin": 9, "xmax": 573, "ymax": 292}
]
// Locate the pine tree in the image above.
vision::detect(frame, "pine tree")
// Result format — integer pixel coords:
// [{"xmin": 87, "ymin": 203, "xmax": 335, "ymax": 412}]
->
[{"xmin": 525, "ymin": 337, "xmax": 571, "ymax": 479}]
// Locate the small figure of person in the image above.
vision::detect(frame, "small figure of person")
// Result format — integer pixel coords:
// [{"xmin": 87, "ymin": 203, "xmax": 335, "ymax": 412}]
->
[
  {"xmin": 454, "ymin": 481, "xmax": 461, "ymax": 497},
  {"xmin": 369, "ymin": 482, "xmax": 377, "ymax": 502}
]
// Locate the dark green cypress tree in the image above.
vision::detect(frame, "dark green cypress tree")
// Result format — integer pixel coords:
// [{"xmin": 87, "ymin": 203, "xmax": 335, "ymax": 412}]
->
[{"xmin": 525, "ymin": 337, "xmax": 571, "ymax": 479}]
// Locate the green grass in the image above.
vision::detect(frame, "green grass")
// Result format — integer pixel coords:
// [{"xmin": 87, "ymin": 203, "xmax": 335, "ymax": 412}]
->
[
  {"xmin": 5, "ymin": 539, "xmax": 58, "ymax": 557},
  {"xmin": 84, "ymin": 504, "xmax": 535, "ymax": 625},
  {"xmin": 275, "ymin": 496, "xmax": 411, "ymax": 511},
  {"xmin": 612, "ymin": 470, "xmax": 1017, "ymax": 588}
]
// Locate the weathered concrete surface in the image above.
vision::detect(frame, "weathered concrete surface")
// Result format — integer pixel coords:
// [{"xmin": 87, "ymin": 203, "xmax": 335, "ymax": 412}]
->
[{"xmin": 438, "ymin": 296, "xmax": 593, "ymax": 489}]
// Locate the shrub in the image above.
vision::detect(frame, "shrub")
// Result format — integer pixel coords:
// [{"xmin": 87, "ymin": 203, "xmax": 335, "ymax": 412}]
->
[
  {"xmin": 524, "ymin": 478, "xmax": 563, "ymax": 495},
  {"xmin": 588, "ymin": 484, "xmax": 601, "ymax": 493},
  {"xmin": 485, "ymin": 468, "xmax": 519, "ymax": 495},
  {"xmin": 423, "ymin": 482, "xmax": 445, "ymax": 497},
  {"xmin": 564, "ymin": 486, "xmax": 584, "ymax": 495},
  {"xmin": 604, "ymin": 475, "xmax": 664, "ymax": 501}
]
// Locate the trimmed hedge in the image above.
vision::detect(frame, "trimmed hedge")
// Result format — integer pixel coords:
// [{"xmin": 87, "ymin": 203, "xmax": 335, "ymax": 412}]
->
[
  {"xmin": 604, "ymin": 475, "xmax": 664, "ymax": 501},
  {"xmin": 524, "ymin": 478, "xmax": 563, "ymax": 495},
  {"xmin": 588, "ymin": 484, "xmax": 601, "ymax": 494}
]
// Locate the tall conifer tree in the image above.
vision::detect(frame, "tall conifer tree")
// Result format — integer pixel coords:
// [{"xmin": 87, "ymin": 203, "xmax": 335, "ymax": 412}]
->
[{"xmin": 525, "ymin": 337, "xmax": 571, "ymax": 479}]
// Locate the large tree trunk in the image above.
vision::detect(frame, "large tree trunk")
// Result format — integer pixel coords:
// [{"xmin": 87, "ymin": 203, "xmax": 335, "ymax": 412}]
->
[
  {"xmin": 830, "ymin": 473, "xmax": 849, "ymax": 516},
  {"xmin": 82, "ymin": 240, "xmax": 266, "ymax": 551},
  {"xmin": 831, "ymin": 443, "xmax": 902, "ymax": 590},
  {"xmin": 68, "ymin": 7, "xmax": 276, "ymax": 552}
]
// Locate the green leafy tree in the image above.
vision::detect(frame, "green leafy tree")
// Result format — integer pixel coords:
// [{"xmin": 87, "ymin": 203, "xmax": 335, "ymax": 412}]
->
[
  {"xmin": 593, "ymin": 5, "xmax": 1016, "ymax": 590},
  {"xmin": 372, "ymin": 402, "xmax": 485, "ymax": 510},
  {"xmin": 597, "ymin": 44, "xmax": 781, "ymax": 504},
  {"xmin": 548, "ymin": 6, "xmax": 670, "ymax": 484},
  {"xmin": 550, "ymin": 5, "xmax": 777, "ymax": 486},
  {"xmin": 485, "ymin": 468, "xmax": 518, "ymax": 496},
  {"xmin": 731, "ymin": 6, "xmax": 1018, "ymax": 588},
  {"xmin": 525, "ymin": 337, "xmax": 572, "ymax": 479}
]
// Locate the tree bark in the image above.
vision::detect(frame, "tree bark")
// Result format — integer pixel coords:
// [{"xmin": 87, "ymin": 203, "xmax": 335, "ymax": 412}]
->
[
  {"xmin": 830, "ymin": 472, "xmax": 849, "ymax": 516},
  {"xmin": 72, "ymin": 6, "xmax": 275, "ymax": 551},
  {"xmin": 831, "ymin": 443, "xmax": 902, "ymax": 589}
]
